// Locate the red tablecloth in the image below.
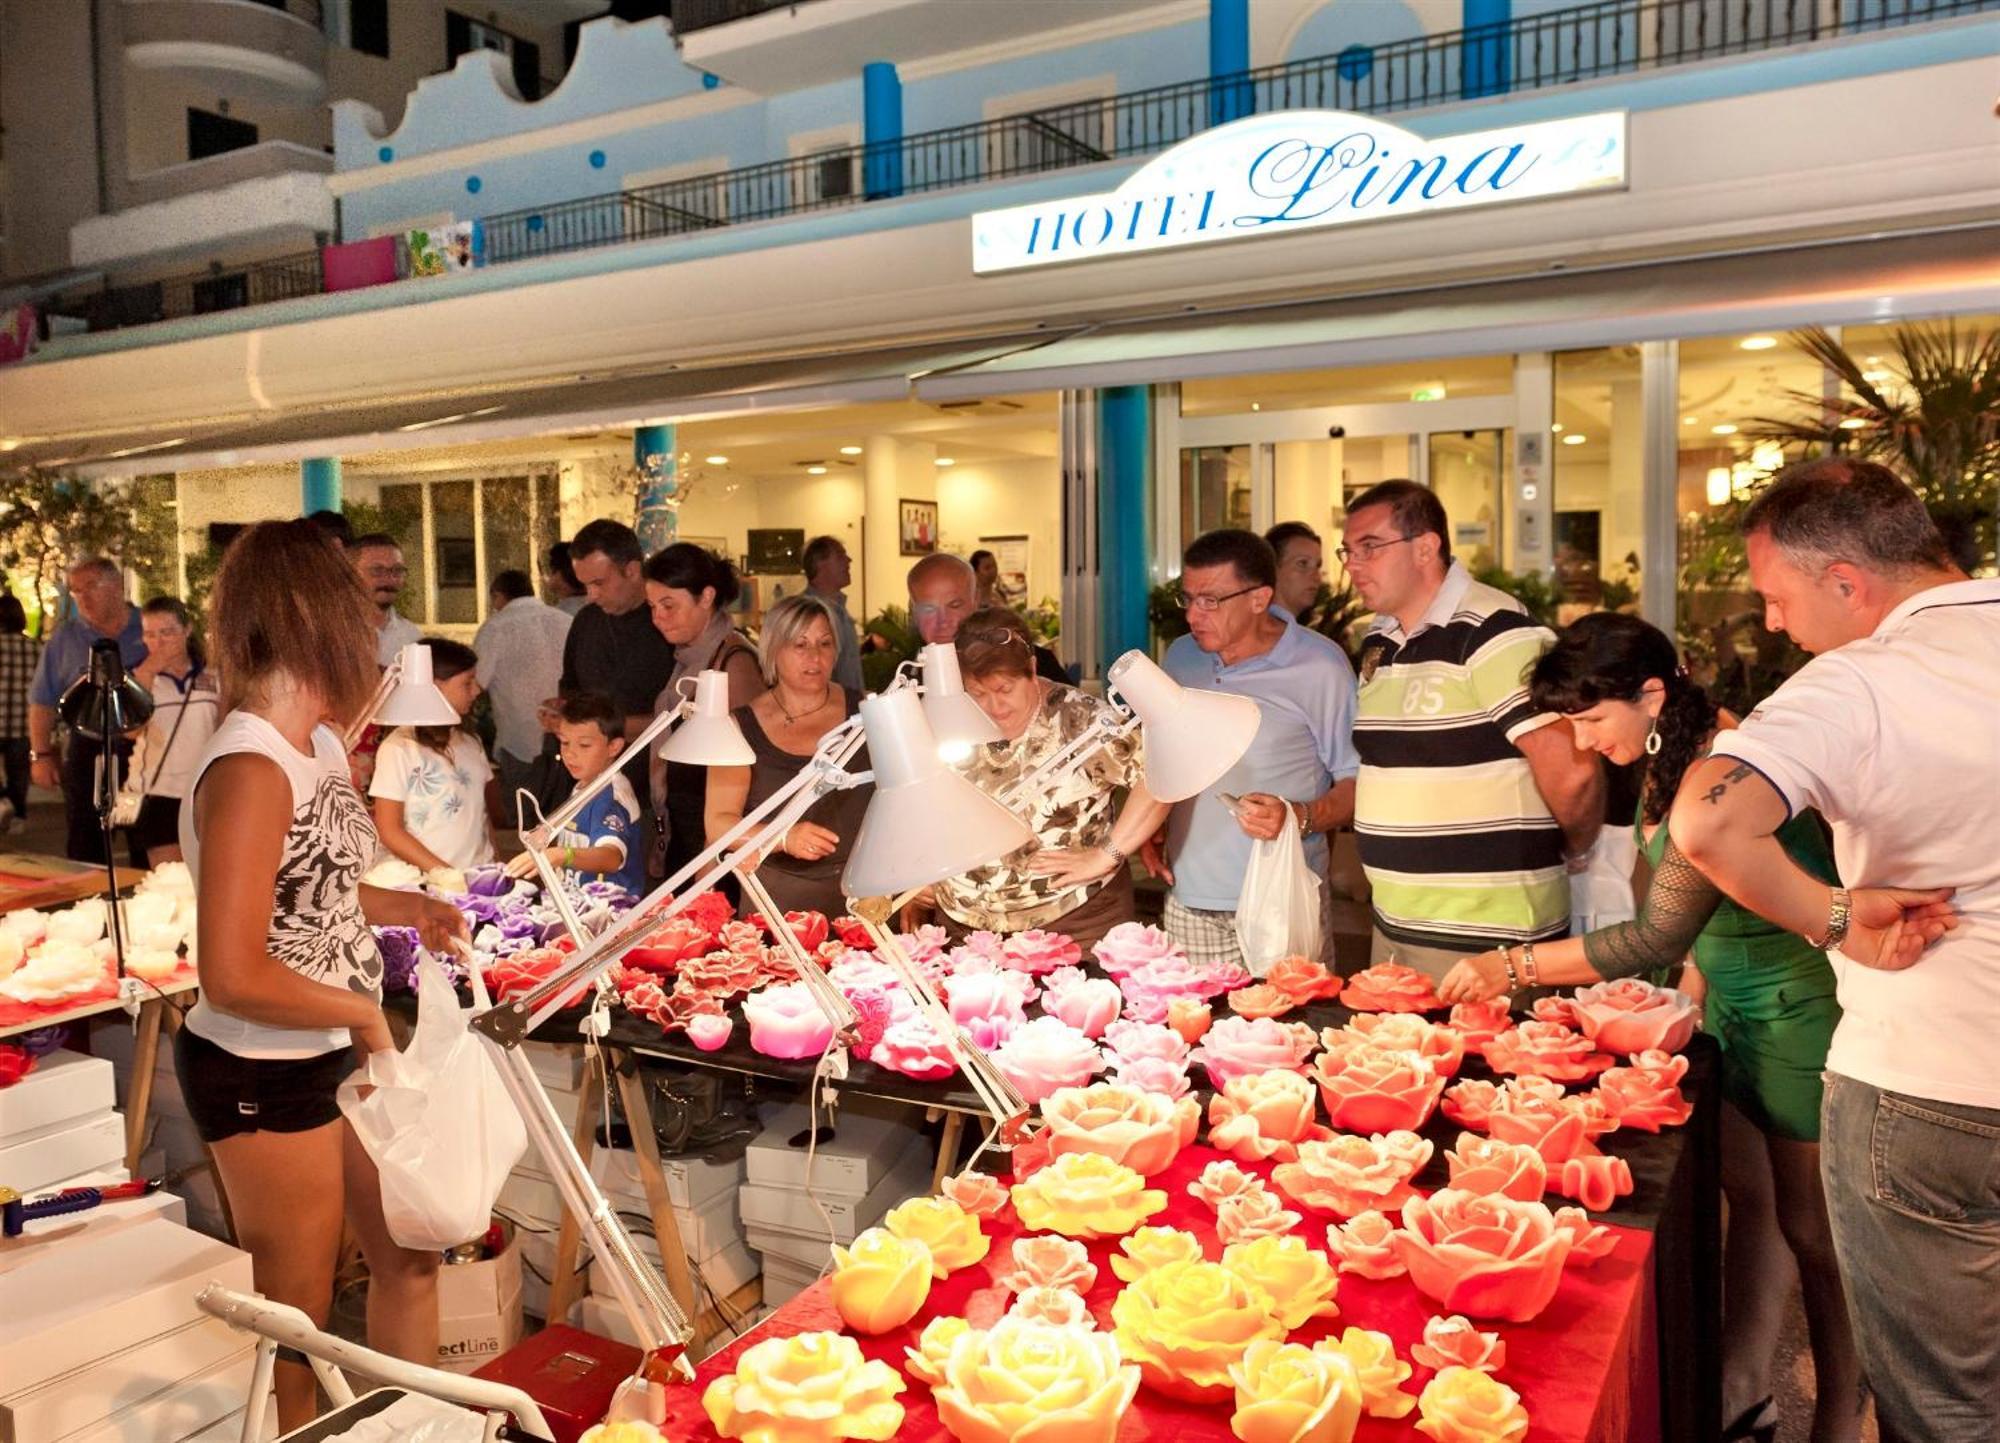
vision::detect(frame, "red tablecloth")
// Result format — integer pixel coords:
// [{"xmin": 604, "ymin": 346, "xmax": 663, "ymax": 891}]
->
[{"xmin": 667, "ymin": 1143, "xmax": 1660, "ymax": 1443}]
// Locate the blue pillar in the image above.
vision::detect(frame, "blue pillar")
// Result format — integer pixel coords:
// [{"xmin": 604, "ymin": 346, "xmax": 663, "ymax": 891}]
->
[
  {"xmin": 862, "ymin": 61, "xmax": 903, "ymax": 200},
  {"xmin": 1208, "ymin": 0, "xmax": 1253, "ymax": 125},
  {"xmin": 634, "ymin": 424, "xmax": 679, "ymax": 555},
  {"xmin": 1462, "ymin": 0, "xmax": 1512, "ymax": 99},
  {"xmin": 301, "ymin": 456, "xmax": 342, "ymax": 514},
  {"xmin": 1097, "ymin": 387, "xmax": 1151, "ymax": 667}
]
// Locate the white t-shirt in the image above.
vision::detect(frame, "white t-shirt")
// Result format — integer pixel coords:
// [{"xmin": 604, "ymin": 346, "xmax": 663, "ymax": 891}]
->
[
  {"xmin": 369, "ymin": 728, "xmax": 496, "ymax": 870},
  {"xmin": 136, "ymin": 668, "xmax": 221, "ymax": 800},
  {"xmin": 1712, "ymin": 578, "xmax": 2000, "ymax": 1109},
  {"xmin": 376, "ymin": 611, "xmax": 422, "ymax": 668},
  {"xmin": 182, "ymin": 712, "xmax": 384, "ymax": 1059}
]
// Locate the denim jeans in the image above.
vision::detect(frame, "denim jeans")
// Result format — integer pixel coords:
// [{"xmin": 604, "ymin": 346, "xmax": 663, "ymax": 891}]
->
[{"xmin": 1821, "ymin": 1071, "xmax": 2000, "ymax": 1442}]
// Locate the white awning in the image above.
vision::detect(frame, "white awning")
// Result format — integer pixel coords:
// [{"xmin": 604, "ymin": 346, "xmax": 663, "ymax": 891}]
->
[{"xmin": 916, "ymin": 227, "xmax": 2000, "ymax": 400}]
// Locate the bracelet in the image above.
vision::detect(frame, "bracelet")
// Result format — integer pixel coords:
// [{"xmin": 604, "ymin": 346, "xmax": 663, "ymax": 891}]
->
[
  {"xmin": 561, "ymin": 845, "xmax": 574, "ymax": 871},
  {"xmin": 1520, "ymin": 943, "xmax": 1540, "ymax": 987},
  {"xmin": 1499, "ymin": 946, "xmax": 1520, "ymax": 991},
  {"xmin": 30, "ymin": 749, "xmax": 54, "ymax": 762},
  {"xmin": 1293, "ymin": 800, "xmax": 1312, "ymax": 835},
  {"xmin": 1101, "ymin": 841, "xmax": 1127, "ymax": 865},
  {"xmin": 1810, "ymin": 887, "xmax": 1853, "ymax": 951}
]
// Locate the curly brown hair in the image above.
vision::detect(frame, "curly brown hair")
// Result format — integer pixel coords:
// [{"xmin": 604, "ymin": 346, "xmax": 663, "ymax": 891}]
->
[{"xmin": 208, "ymin": 519, "xmax": 378, "ymax": 723}]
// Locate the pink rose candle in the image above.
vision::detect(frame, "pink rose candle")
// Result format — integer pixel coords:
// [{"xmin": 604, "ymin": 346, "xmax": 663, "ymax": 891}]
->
[{"xmin": 741, "ymin": 983, "xmax": 837, "ymax": 1059}]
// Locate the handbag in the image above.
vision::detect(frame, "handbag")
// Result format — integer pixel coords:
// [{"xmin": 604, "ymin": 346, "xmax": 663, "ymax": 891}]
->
[{"xmin": 112, "ymin": 681, "xmax": 190, "ymax": 829}]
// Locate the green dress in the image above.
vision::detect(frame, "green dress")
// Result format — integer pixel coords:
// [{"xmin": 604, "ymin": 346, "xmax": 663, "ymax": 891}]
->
[{"xmin": 1599, "ymin": 810, "xmax": 1842, "ymax": 1141}]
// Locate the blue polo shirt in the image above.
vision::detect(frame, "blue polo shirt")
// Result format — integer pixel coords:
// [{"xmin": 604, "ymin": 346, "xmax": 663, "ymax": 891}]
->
[
  {"xmin": 557, "ymin": 772, "xmax": 647, "ymax": 897},
  {"xmin": 1162, "ymin": 619, "xmax": 1360, "ymax": 911},
  {"xmin": 30, "ymin": 607, "xmax": 147, "ymax": 710}
]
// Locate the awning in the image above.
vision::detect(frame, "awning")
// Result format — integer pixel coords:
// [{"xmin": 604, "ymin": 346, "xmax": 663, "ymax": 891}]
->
[
  {"xmin": 0, "ymin": 268, "xmax": 105, "ymax": 310},
  {"xmin": 916, "ymin": 227, "xmax": 2000, "ymax": 400},
  {"xmin": 24, "ymin": 331, "xmax": 1070, "ymax": 479}
]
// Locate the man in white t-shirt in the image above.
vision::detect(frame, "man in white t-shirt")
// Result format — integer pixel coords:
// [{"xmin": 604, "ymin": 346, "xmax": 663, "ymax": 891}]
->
[{"xmin": 1670, "ymin": 459, "xmax": 1998, "ymax": 1442}]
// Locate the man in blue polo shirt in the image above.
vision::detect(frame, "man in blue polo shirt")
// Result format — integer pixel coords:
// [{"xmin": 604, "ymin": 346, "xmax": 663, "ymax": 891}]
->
[
  {"xmin": 1157, "ymin": 529, "xmax": 1359, "ymax": 972},
  {"xmin": 28, "ymin": 556, "xmax": 146, "ymax": 864}
]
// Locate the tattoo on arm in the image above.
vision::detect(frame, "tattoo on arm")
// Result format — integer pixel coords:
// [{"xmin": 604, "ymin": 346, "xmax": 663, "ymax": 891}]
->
[{"xmin": 1701, "ymin": 763, "xmax": 1753, "ymax": 806}]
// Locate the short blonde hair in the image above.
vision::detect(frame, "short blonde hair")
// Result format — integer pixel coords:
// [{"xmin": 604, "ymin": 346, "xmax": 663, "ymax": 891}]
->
[{"xmin": 757, "ymin": 593, "xmax": 837, "ymax": 688}]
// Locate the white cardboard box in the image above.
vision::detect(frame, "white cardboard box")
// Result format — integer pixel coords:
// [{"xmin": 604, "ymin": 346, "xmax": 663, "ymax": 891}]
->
[
  {"xmin": 526, "ymin": 1041, "xmax": 586, "ymax": 1091},
  {"xmin": 435, "ymin": 1226, "xmax": 524, "ymax": 1376},
  {"xmin": 0, "ymin": 1111, "xmax": 124, "ymax": 1195},
  {"xmin": 64, "ymin": 1345, "xmax": 255, "ymax": 1443},
  {"xmin": 499, "ymin": 1166, "xmax": 742, "ymax": 1263},
  {"xmin": 0, "ymin": 1218, "xmax": 255, "ymax": 1397},
  {"xmin": 745, "ymin": 1103, "xmax": 924, "ymax": 1197},
  {"xmin": 738, "ymin": 1149, "xmax": 928, "ymax": 1244},
  {"xmin": 0, "ymin": 1049, "xmax": 114, "ymax": 1145},
  {"xmin": 0, "ymin": 1316, "xmax": 249, "ymax": 1442},
  {"xmin": 590, "ymin": 1144, "xmax": 745, "ymax": 1212},
  {"xmin": 17, "ymin": 1179, "xmax": 187, "ymax": 1240},
  {"xmin": 588, "ymin": 1236, "xmax": 760, "ymax": 1305}
]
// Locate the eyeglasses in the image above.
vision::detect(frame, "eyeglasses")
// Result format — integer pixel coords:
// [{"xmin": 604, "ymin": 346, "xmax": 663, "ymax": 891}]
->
[
  {"xmin": 1334, "ymin": 536, "xmax": 1416, "ymax": 564},
  {"xmin": 961, "ymin": 628, "xmax": 1027, "ymax": 648},
  {"xmin": 1174, "ymin": 584, "xmax": 1260, "ymax": 613}
]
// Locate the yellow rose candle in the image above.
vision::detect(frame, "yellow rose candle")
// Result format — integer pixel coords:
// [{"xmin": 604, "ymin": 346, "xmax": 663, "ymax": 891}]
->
[
  {"xmin": 1314, "ymin": 1329, "xmax": 1416, "ymax": 1420},
  {"xmin": 1111, "ymin": 1259, "xmax": 1284, "ymax": 1403},
  {"xmin": 702, "ymin": 1332, "xmax": 906, "ymax": 1443},
  {"xmin": 829, "ymin": 1228, "xmax": 933, "ymax": 1335},
  {"xmin": 1415, "ymin": 1366, "xmax": 1531, "ymax": 1443},
  {"xmin": 933, "ymin": 1318, "xmax": 1140, "ymax": 1443},
  {"xmin": 1221, "ymin": 1234, "xmax": 1342, "ymax": 1330},
  {"xmin": 884, "ymin": 1196, "xmax": 990, "ymax": 1277},
  {"xmin": 1110, "ymin": 1225, "xmax": 1206, "ymax": 1283},
  {"xmin": 1011, "ymin": 1152, "xmax": 1169, "ymax": 1239},
  {"xmin": 1228, "ymin": 1340, "xmax": 1364, "ymax": 1443}
]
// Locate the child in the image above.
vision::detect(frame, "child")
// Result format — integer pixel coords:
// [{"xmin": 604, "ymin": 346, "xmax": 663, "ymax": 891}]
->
[
  {"xmin": 505, "ymin": 691, "xmax": 646, "ymax": 896},
  {"xmin": 371, "ymin": 638, "xmax": 497, "ymax": 878}
]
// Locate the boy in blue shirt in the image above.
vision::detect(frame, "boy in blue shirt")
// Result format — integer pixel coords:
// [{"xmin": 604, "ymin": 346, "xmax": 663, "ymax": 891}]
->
[{"xmin": 506, "ymin": 691, "xmax": 646, "ymax": 896}]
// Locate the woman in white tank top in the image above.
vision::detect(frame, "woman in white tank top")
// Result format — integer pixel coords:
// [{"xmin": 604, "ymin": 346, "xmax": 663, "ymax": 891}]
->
[{"xmin": 172, "ymin": 521, "xmax": 467, "ymax": 1434}]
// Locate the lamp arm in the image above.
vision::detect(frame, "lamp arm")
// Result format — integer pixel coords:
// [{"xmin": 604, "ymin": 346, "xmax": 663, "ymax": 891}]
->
[
  {"xmin": 845, "ymin": 902, "xmax": 1037, "ymax": 1146},
  {"xmin": 471, "ymin": 718, "xmax": 872, "ymax": 1046},
  {"xmin": 341, "ymin": 662, "xmax": 402, "ymax": 750},
  {"xmin": 996, "ymin": 703, "xmax": 1138, "ymax": 813},
  {"xmin": 739, "ymin": 868, "xmax": 860, "ymax": 1037}
]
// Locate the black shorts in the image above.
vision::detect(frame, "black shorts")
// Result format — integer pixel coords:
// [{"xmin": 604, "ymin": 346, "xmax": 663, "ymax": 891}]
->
[
  {"xmin": 127, "ymin": 794, "xmax": 182, "ymax": 856},
  {"xmin": 173, "ymin": 1026, "xmax": 355, "ymax": 1143}
]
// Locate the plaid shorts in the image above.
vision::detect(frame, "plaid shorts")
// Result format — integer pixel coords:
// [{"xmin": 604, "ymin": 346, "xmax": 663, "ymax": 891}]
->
[{"xmin": 1164, "ymin": 889, "xmax": 1339, "ymax": 974}]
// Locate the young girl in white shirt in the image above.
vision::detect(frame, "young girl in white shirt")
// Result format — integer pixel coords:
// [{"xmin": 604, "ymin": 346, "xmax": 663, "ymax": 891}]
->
[{"xmin": 369, "ymin": 638, "xmax": 497, "ymax": 877}]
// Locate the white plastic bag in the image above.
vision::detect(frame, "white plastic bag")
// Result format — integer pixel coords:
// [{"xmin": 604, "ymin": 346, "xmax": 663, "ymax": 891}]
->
[
  {"xmin": 1235, "ymin": 807, "xmax": 1324, "ymax": 975},
  {"xmin": 339, "ymin": 956, "xmax": 528, "ymax": 1251}
]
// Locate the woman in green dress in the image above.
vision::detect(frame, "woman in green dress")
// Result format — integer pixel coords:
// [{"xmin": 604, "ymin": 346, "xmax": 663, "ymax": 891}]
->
[{"xmin": 1439, "ymin": 613, "xmax": 1859, "ymax": 1443}]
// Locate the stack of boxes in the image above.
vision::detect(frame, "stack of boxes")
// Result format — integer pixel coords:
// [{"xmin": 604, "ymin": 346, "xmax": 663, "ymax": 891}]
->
[
  {"xmin": 0, "ymin": 1048, "xmax": 129, "ymax": 1201},
  {"xmin": 741, "ymin": 1100, "xmax": 932, "ymax": 1304}
]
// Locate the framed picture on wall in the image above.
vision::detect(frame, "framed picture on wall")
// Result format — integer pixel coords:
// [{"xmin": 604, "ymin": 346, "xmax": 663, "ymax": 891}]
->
[{"xmin": 899, "ymin": 499, "xmax": 938, "ymax": 556}]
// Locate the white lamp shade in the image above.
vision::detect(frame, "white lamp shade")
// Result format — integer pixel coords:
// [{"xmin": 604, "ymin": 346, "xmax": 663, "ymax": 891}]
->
[
  {"xmin": 374, "ymin": 642, "xmax": 461, "ymax": 727},
  {"xmin": 918, "ymin": 643, "xmax": 1002, "ymax": 756},
  {"xmin": 659, "ymin": 670, "xmax": 755, "ymax": 766},
  {"xmin": 1106, "ymin": 649, "xmax": 1261, "ymax": 802},
  {"xmin": 842, "ymin": 688, "xmax": 1033, "ymax": 898}
]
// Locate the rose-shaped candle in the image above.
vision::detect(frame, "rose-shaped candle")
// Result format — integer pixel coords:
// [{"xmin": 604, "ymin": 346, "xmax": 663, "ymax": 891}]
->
[
  {"xmin": 1480, "ymin": 1021, "xmax": 1615, "ymax": 1083},
  {"xmin": 829, "ymin": 1227, "xmax": 933, "ymax": 1334},
  {"xmin": 945, "ymin": 971, "xmax": 1026, "ymax": 1050},
  {"xmin": 1110, "ymin": 1259, "xmax": 1284, "ymax": 1403},
  {"xmin": 1567, "ymin": 977, "xmax": 1697, "ymax": 1056},
  {"xmin": 1228, "ymin": 1340, "xmax": 1364, "ymax": 1443},
  {"xmin": 1191, "ymin": 1015, "xmax": 1319, "ymax": 1090},
  {"xmin": 1552, "ymin": 1152, "xmax": 1635, "ymax": 1211},
  {"xmin": 1325, "ymin": 1211, "xmax": 1408, "ymax": 1280},
  {"xmin": 933, "ymin": 1318, "xmax": 1139, "ymax": 1443},
  {"xmin": 1040, "ymin": 1083, "xmax": 1200, "ymax": 1177},
  {"xmin": 1415, "ymin": 1367, "xmax": 1530, "ymax": 1443},
  {"xmin": 1448, "ymin": 999, "xmax": 1513, "ymax": 1049},
  {"xmin": 1595, "ymin": 1049, "xmax": 1694, "ymax": 1132},
  {"xmin": 1092, "ymin": 921, "xmax": 1184, "ymax": 978},
  {"xmin": 702, "ymin": 1332, "xmax": 905, "ymax": 1443},
  {"xmin": 884, "ymin": 1196, "xmax": 989, "ymax": 1276},
  {"xmin": 1340, "ymin": 961, "xmax": 1440, "ymax": 1014},
  {"xmin": 1207, "ymin": 1069, "xmax": 1329, "ymax": 1164},
  {"xmin": 1274, "ymin": 1131, "xmax": 1434, "ymax": 1219},
  {"xmin": 996, "ymin": 1234, "xmax": 1098, "ymax": 1295},
  {"xmin": 1109, "ymin": 1225, "xmax": 1206, "ymax": 1283},
  {"xmin": 1120, "ymin": 954, "xmax": 1229, "ymax": 1024},
  {"xmin": 1043, "ymin": 976, "xmax": 1124, "ymax": 1038},
  {"xmin": 685, "ymin": 1013, "xmax": 734, "ymax": 1052},
  {"xmin": 1108, "ymin": 1054, "xmax": 1193, "ymax": 1100},
  {"xmin": 1226, "ymin": 983, "xmax": 1299, "ymax": 1020},
  {"xmin": 1010, "ymin": 1152, "xmax": 1168, "ymax": 1239},
  {"xmin": 1006, "ymin": 1286, "xmax": 1096, "ymax": 1330},
  {"xmin": 1265, "ymin": 955, "xmax": 1345, "ymax": 1006},
  {"xmin": 1216, "ymin": 1189, "xmax": 1305, "ymax": 1246},
  {"xmin": 1310, "ymin": 1042, "xmax": 1445, "ymax": 1133},
  {"xmin": 1441, "ymin": 1078, "xmax": 1502, "ymax": 1130},
  {"xmin": 1338, "ymin": 1013, "xmax": 1466, "ymax": 1078},
  {"xmin": 740, "ymin": 983, "xmax": 837, "ymax": 1058},
  {"xmin": 1392, "ymin": 1190, "xmax": 1575, "ymax": 1322},
  {"xmin": 1001, "ymin": 928, "xmax": 1084, "ymax": 975},
  {"xmin": 1102, "ymin": 1019, "xmax": 1189, "ymax": 1067},
  {"xmin": 1187, "ymin": 1159, "xmax": 1269, "ymax": 1213},
  {"xmin": 1553, "ymin": 1207, "xmax": 1620, "ymax": 1265},
  {"xmin": 993, "ymin": 1016, "xmax": 1105, "ymax": 1105},
  {"xmin": 1221, "ymin": 1234, "xmax": 1342, "ymax": 1330},
  {"xmin": 939, "ymin": 1170, "xmax": 1009, "ymax": 1220},
  {"xmin": 1444, "ymin": 1134, "xmax": 1549, "ymax": 1202},
  {"xmin": 869, "ymin": 1016, "xmax": 959, "ymax": 1080},
  {"xmin": 1317, "ymin": 1329, "xmax": 1417, "ymax": 1420},
  {"xmin": 1166, "ymin": 998, "xmax": 1213, "ymax": 1045},
  {"xmin": 1410, "ymin": 1316, "xmax": 1507, "ymax": 1375},
  {"xmin": 905, "ymin": 1317, "xmax": 971, "ymax": 1388}
]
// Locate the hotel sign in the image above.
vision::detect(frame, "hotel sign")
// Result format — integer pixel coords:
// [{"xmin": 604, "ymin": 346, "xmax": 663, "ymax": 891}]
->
[{"xmin": 971, "ymin": 109, "xmax": 1626, "ymax": 274}]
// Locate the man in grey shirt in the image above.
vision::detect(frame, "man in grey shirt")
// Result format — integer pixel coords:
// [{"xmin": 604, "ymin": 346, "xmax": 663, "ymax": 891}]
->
[{"xmin": 803, "ymin": 534, "xmax": 864, "ymax": 693}]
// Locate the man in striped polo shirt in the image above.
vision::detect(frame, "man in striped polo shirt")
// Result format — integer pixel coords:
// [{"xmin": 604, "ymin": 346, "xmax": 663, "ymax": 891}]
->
[{"xmin": 1343, "ymin": 481, "xmax": 1603, "ymax": 978}]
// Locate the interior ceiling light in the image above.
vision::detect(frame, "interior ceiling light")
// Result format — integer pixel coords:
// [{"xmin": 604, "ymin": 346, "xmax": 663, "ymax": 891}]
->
[
  {"xmin": 1837, "ymin": 417, "xmax": 1868, "ymax": 430},
  {"xmin": 806, "ymin": 465, "xmax": 827, "ymax": 475},
  {"xmin": 1861, "ymin": 369, "xmax": 1892, "ymax": 383},
  {"xmin": 1562, "ymin": 433, "xmax": 1587, "ymax": 446},
  {"xmin": 704, "ymin": 454, "xmax": 729, "ymax": 465},
  {"xmin": 1739, "ymin": 336, "xmax": 1778, "ymax": 351},
  {"xmin": 1550, "ymin": 423, "xmax": 1564, "ymax": 433},
  {"xmin": 1250, "ymin": 402, "xmax": 1261, "ymax": 411},
  {"xmin": 1711, "ymin": 423, "xmax": 1739, "ymax": 435},
  {"xmin": 935, "ymin": 457, "xmax": 956, "ymax": 467},
  {"xmin": 1682, "ymin": 415, "xmax": 1698, "ymax": 425},
  {"xmin": 397, "ymin": 405, "xmax": 505, "ymax": 432},
  {"xmin": 839, "ymin": 445, "xmax": 863, "ymax": 456}
]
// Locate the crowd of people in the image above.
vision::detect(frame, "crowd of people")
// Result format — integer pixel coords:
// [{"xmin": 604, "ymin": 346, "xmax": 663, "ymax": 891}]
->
[{"xmin": 9, "ymin": 455, "xmax": 1991, "ymax": 1439}]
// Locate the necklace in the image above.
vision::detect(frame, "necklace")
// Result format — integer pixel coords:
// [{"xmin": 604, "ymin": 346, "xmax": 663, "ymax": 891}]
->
[{"xmin": 776, "ymin": 685, "xmax": 833, "ymax": 726}]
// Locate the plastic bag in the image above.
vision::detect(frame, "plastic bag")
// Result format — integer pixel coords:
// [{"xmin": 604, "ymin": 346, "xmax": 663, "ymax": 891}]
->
[
  {"xmin": 339, "ymin": 956, "xmax": 528, "ymax": 1252},
  {"xmin": 1235, "ymin": 806, "xmax": 1323, "ymax": 976}
]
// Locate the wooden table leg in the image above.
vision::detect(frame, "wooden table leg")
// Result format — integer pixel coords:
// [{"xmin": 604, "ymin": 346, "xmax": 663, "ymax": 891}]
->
[
  {"xmin": 124, "ymin": 997, "xmax": 164, "ymax": 1175},
  {"xmin": 609, "ymin": 1051, "xmax": 696, "ymax": 1319},
  {"xmin": 547, "ymin": 1061, "xmax": 604, "ymax": 1327},
  {"xmin": 931, "ymin": 1111, "xmax": 966, "ymax": 1194}
]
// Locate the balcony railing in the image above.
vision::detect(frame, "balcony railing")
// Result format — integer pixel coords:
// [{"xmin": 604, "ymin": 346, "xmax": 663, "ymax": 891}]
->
[
  {"xmin": 50, "ymin": 0, "xmax": 1999, "ymax": 336},
  {"xmin": 669, "ymin": 0, "xmax": 826, "ymax": 37}
]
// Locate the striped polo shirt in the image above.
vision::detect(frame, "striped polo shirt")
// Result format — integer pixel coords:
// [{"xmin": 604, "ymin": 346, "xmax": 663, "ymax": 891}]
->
[{"xmin": 1353, "ymin": 561, "xmax": 1566, "ymax": 953}]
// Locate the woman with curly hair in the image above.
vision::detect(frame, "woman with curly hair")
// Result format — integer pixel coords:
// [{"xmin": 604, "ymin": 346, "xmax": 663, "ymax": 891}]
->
[{"xmin": 1438, "ymin": 612, "xmax": 1857, "ymax": 1443}]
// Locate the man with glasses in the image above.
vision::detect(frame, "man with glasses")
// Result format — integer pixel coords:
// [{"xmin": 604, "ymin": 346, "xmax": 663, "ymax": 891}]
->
[
  {"xmin": 908, "ymin": 552, "xmax": 1067, "ymax": 683},
  {"xmin": 1157, "ymin": 528, "xmax": 1359, "ymax": 972},
  {"xmin": 1343, "ymin": 480, "xmax": 1602, "ymax": 979},
  {"xmin": 351, "ymin": 533, "xmax": 422, "ymax": 667}
]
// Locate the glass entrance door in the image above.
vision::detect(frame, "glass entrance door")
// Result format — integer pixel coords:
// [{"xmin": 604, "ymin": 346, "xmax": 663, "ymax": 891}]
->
[{"xmin": 1427, "ymin": 428, "xmax": 1510, "ymax": 573}]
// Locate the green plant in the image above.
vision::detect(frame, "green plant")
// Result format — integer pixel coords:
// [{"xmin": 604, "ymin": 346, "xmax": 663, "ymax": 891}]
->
[
  {"xmin": 859, "ymin": 602, "xmax": 916, "ymax": 692},
  {"xmin": 1148, "ymin": 580, "xmax": 1191, "ymax": 650},
  {"xmin": 1021, "ymin": 595, "xmax": 1062, "ymax": 647},
  {"xmin": 1472, "ymin": 565, "xmax": 1561, "ymax": 627},
  {"xmin": 0, "ymin": 466, "xmax": 177, "ymax": 635},
  {"xmin": 1305, "ymin": 577, "xmax": 1369, "ymax": 661}
]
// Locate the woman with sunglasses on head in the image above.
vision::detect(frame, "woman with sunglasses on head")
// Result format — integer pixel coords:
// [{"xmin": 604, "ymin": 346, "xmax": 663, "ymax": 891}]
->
[
  {"xmin": 1436, "ymin": 611, "xmax": 1858, "ymax": 1443},
  {"xmin": 914, "ymin": 607, "xmax": 1168, "ymax": 952}
]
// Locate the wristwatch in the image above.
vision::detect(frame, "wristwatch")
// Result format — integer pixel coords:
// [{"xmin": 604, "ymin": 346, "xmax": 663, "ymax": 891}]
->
[
  {"xmin": 30, "ymin": 749, "xmax": 55, "ymax": 762},
  {"xmin": 1812, "ymin": 888, "xmax": 1853, "ymax": 951},
  {"xmin": 1292, "ymin": 800, "xmax": 1313, "ymax": 835}
]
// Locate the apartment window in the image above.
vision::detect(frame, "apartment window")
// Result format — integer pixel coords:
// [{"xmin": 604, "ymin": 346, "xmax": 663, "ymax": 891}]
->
[
  {"xmin": 446, "ymin": 11, "xmax": 542, "ymax": 101},
  {"xmin": 350, "ymin": 0, "xmax": 390, "ymax": 57},
  {"xmin": 377, "ymin": 472, "xmax": 561, "ymax": 628},
  {"xmin": 187, "ymin": 109, "xmax": 257, "ymax": 162}
]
